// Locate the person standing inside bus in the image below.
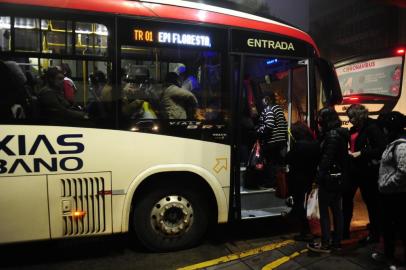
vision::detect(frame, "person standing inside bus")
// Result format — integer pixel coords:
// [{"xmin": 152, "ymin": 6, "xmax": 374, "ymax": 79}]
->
[
  {"xmin": 255, "ymin": 93, "xmax": 287, "ymax": 188},
  {"xmin": 60, "ymin": 63, "xmax": 77, "ymax": 106},
  {"xmin": 161, "ymin": 72, "xmax": 198, "ymax": 119},
  {"xmin": 308, "ymin": 107, "xmax": 348, "ymax": 253},
  {"xmin": 344, "ymin": 104, "xmax": 386, "ymax": 243}
]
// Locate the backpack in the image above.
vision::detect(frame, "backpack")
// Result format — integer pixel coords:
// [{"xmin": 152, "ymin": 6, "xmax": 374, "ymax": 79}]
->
[{"xmin": 324, "ymin": 130, "xmax": 349, "ymax": 192}]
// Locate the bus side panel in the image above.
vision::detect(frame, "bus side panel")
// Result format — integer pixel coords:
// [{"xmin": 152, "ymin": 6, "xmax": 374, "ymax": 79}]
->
[
  {"xmin": 47, "ymin": 172, "xmax": 113, "ymax": 239},
  {"xmin": 0, "ymin": 175, "xmax": 50, "ymax": 243}
]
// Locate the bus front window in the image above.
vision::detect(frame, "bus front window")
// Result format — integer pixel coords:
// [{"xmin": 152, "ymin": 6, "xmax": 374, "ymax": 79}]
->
[
  {"xmin": 336, "ymin": 56, "xmax": 403, "ymax": 98},
  {"xmin": 335, "ymin": 55, "xmax": 404, "ymax": 125}
]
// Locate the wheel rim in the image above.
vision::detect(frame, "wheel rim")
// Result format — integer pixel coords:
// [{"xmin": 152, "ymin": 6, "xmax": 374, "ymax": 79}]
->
[{"xmin": 150, "ymin": 195, "xmax": 194, "ymax": 236}]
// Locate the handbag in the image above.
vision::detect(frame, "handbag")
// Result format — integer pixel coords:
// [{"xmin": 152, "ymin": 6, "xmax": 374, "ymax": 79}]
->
[{"xmin": 247, "ymin": 140, "xmax": 265, "ymax": 171}]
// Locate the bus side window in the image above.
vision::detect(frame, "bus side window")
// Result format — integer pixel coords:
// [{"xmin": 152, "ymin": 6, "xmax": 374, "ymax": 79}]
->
[
  {"xmin": 14, "ymin": 17, "xmax": 41, "ymax": 52},
  {"xmin": 0, "ymin": 16, "xmax": 11, "ymax": 51},
  {"xmin": 120, "ymin": 46, "xmax": 227, "ymax": 133}
]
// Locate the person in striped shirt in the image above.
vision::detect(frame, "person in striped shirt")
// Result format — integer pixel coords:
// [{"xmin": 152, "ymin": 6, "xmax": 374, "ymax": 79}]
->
[{"xmin": 256, "ymin": 93, "xmax": 288, "ymax": 187}]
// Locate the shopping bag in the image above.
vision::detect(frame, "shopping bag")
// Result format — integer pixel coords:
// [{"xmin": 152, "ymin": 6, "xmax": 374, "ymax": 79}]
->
[
  {"xmin": 305, "ymin": 187, "xmax": 320, "ymax": 219},
  {"xmin": 305, "ymin": 186, "xmax": 321, "ymax": 236},
  {"xmin": 275, "ymin": 168, "xmax": 288, "ymax": 198},
  {"xmin": 247, "ymin": 140, "xmax": 265, "ymax": 171}
]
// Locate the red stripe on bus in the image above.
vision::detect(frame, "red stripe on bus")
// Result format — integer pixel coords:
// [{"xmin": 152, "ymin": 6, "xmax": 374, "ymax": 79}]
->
[
  {"xmin": 148, "ymin": 4, "xmax": 319, "ymax": 54},
  {"xmin": 0, "ymin": 0, "xmax": 155, "ymax": 16},
  {"xmin": 98, "ymin": 190, "xmax": 113, "ymax": 195},
  {"xmin": 0, "ymin": 0, "xmax": 319, "ymax": 54}
]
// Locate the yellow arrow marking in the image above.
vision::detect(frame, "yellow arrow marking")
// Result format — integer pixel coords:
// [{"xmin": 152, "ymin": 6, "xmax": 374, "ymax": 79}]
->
[
  {"xmin": 177, "ymin": 240, "xmax": 294, "ymax": 270},
  {"xmin": 261, "ymin": 249, "xmax": 308, "ymax": 270},
  {"xmin": 213, "ymin": 157, "xmax": 227, "ymax": 173}
]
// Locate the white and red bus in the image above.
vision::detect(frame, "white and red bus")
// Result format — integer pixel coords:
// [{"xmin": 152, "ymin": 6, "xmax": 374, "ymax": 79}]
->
[
  {"xmin": 335, "ymin": 46, "xmax": 405, "ymax": 126},
  {"xmin": 0, "ymin": 0, "xmax": 341, "ymax": 251}
]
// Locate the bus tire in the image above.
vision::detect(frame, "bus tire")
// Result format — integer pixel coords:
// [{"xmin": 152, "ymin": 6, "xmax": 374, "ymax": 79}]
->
[{"xmin": 132, "ymin": 183, "xmax": 209, "ymax": 251}]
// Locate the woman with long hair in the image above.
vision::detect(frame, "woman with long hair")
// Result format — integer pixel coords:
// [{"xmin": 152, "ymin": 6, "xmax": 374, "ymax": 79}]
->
[{"xmin": 308, "ymin": 107, "xmax": 349, "ymax": 253}]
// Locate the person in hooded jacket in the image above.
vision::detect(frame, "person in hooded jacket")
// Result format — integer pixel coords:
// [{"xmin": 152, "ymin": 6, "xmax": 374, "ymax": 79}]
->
[
  {"xmin": 287, "ymin": 122, "xmax": 319, "ymax": 241},
  {"xmin": 344, "ymin": 104, "xmax": 386, "ymax": 243},
  {"xmin": 371, "ymin": 111, "xmax": 406, "ymax": 270},
  {"xmin": 308, "ymin": 107, "xmax": 349, "ymax": 253}
]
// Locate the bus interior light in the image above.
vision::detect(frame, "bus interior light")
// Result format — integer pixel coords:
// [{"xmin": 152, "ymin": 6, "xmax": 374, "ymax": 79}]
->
[
  {"xmin": 130, "ymin": 127, "xmax": 139, "ymax": 132},
  {"xmin": 266, "ymin": 58, "xmax": 278, "ymax": 65}
]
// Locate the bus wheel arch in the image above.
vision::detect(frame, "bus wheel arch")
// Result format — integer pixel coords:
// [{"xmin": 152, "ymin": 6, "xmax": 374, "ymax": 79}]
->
[{"xmin": 130, "ymin": 172, "xmax": 217, "ymax": 251}]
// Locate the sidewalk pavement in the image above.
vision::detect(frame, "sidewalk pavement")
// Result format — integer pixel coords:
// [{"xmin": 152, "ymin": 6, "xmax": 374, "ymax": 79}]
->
[{"xmin": 178, "ymin": 229, "xmax": 396, "ymax": 270}]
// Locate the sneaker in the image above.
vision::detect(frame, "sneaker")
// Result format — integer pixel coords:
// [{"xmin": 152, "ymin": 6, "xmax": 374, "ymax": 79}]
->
[
  {"xmin": 359, "ymin": 235, "xmax": 379, "ymax": 245},
  {"xmin": 307, "ymin": 242, "xmax": 331, "ymax": 253},
  {"xmin": 371, "ymin": 252, "xmax": 386, "ymax": 263},
  {"xmin": 388, "ymin": 264, "xmax": 406, "ymax": 270}
]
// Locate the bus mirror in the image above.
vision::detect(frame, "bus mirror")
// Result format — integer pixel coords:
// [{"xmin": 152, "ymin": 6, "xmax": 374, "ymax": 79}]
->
[{"xmin": 315, "ymin": 58, "xmax": 342, "ymax": 105}]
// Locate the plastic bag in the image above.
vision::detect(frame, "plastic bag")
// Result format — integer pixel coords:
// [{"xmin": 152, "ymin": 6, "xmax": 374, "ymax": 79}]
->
[
  {"xmin": 305, "ymin": 187, "xmax": 320, "ymax": 219},
  {"xmin": 247, "ymin": 140, "xmax": 265, "ymax": 171},
  {"xmin": 305, "ymin": 186, "xmax": 321, "ymax": 236}
]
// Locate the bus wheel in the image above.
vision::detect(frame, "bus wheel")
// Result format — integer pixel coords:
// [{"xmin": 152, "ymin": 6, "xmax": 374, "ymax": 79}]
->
[{"xmin": 132, "ymin": 184, "xmax": 209, "ymax": 251}]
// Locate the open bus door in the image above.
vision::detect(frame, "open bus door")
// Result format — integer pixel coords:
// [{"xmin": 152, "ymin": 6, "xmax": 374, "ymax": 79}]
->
[
  {"xmin": 231, "ymin": 54, "xmax": 310, "ymax": 221},
  {"xmin": 231, "ymin": 55, "xmax": 342, "ymax": 222}
]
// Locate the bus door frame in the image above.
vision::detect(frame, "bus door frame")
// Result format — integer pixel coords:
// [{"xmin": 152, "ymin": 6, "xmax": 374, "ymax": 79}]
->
[
  {"xmin": 228, "ymin": 53, "xmax": 244, "ymax": 221},
  {"xmin": 229, "ymin": 53, "xmax": 303, "ymax": 220}
]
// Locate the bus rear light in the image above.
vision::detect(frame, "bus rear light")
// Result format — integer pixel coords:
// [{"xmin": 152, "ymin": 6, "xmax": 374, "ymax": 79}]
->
[
  {"xmin": 396, "ymin": 48, "xmax": 405, "ymax": 55},
  {"xmin": 72, "ymin": 211, "xmax": 86, "ymax": 218},
  {"xmin": 343, "ymin": 96, "xmax": 360, "ymax": 103}
]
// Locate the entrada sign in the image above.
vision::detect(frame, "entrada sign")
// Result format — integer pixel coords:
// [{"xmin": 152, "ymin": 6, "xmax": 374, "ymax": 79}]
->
[
  {"xmin": 231, "ymin": 29, "xmax": 310, "ymax": 57},
  {"xmin": 247, "ymin": 38, "xmax": 295, "ymax": 51}
]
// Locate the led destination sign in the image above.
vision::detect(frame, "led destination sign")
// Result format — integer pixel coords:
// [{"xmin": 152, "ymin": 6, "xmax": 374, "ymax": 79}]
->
[{"xmin": 133, "ymin": 28, "xmax": 212, "ymax": 47}]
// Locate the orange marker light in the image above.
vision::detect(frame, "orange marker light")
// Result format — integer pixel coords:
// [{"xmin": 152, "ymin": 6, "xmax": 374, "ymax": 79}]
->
[{"xmin": 72, "ymin": 211, "xmax": 86, "ymax": 218}]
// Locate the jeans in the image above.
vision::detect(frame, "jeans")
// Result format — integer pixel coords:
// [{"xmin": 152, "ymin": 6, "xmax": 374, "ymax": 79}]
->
[{"xmin": 319, "ymin": 187, "xmax": 343, "ymax": 246}]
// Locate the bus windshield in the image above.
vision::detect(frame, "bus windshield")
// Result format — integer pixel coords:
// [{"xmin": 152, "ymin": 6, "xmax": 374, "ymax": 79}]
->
[{"xmin": 336, "ymin": 56, "xmax": 403, "ymax": 98}]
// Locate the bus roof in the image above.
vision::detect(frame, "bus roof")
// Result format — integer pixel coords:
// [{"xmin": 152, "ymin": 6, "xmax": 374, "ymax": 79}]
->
[{"xmin": 0, "ymin": 0, "xmax": 320, "ymax": 55}]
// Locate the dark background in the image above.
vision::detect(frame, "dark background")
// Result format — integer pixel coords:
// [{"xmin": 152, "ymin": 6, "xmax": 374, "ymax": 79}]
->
[{"xmin": 189, "ymin": 0, "xmax": 406, "ymax": 62}]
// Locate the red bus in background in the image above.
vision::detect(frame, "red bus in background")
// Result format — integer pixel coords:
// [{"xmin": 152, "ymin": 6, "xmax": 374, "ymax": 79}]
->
[{"xmin": 335, "ymin": 47, "xmax": 405, "ymax": 127}]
